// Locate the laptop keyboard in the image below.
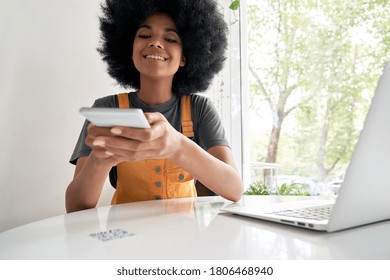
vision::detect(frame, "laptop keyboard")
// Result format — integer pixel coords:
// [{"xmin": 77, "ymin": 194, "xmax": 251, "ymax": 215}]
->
[{"xmin": 267, "ymin": 204, "xmax": 333, "ymax": 221}]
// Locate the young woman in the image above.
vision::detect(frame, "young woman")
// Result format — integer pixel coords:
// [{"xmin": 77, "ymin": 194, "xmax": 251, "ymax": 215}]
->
[{"xmin": 66, "ymin": 0, "xmax": 244, "ymax": 213}]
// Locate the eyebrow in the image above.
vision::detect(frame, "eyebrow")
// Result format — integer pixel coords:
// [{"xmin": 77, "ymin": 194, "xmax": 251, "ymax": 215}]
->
[{"xmin": 137, "ymin": 24, "xmax": 180, "ymax": 35}]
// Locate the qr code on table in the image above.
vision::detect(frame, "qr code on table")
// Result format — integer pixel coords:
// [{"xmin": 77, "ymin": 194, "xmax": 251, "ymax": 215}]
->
[{"xmin": 89, "ymin": 228, "xmax": 136, "ymax": 242}]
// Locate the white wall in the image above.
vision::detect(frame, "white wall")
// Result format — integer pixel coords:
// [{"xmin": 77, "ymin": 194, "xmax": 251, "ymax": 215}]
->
[
  {"xmin": 0, "ymin": 0, "xmax": 120, "ymax": 232},
  {"xmin": 0, "ymin": 0, "xmax": 242, "ymax": 232}
]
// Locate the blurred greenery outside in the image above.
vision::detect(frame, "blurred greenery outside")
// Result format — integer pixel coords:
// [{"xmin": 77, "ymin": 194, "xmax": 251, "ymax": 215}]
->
[
  {"xmin": 244, "ymin": 180, "xmax": 311, "ymax": 196},
  {"xmin": 245, "ymin": 0, "xmax": 390, "ymax": 194}
]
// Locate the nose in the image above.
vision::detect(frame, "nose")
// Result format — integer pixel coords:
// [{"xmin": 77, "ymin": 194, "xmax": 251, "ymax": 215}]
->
[{"xmin": 148, "ymin": 39, "xmax": 164, "ymax": 49}]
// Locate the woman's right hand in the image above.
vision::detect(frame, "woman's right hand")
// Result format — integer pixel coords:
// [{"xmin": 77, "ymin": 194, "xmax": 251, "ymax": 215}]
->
[{"xmin": 85, "ymin": 124, "xmax": 122, "ymax": 167}]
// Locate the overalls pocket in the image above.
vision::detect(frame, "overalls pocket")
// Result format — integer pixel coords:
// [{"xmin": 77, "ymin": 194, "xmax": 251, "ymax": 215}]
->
[{"xmin": 166, "ymin": 169, "xmax": 196, "ymax": 198}]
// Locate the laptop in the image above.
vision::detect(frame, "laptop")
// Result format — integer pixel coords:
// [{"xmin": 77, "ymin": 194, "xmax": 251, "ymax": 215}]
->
[{"xmin": 221, "ymin": 61, "xmax": 390, "ymax": 232}]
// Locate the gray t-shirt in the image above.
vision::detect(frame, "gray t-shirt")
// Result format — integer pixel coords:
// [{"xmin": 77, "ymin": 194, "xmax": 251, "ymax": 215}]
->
[{"xmin": 70, "ymin": 92, "xmax": 229, "ymax": 185}]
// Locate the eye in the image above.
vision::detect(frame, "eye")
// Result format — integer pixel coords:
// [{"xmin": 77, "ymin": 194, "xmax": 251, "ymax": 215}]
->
[
  {"xmin": 165, "ymin": 37, "xmax": 178, "ymax": 43},
  {"xmin": 138, "ymin": 34, "xmax": 151, "ymax": 39}
]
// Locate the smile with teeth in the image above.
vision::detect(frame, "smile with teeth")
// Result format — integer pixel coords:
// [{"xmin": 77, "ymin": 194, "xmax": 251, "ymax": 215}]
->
[{"xmin": 144, "ymin": 54, "xmax": 167, "ymax": 61}]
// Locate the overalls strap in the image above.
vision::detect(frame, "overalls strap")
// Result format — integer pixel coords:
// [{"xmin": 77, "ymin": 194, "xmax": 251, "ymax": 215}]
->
[
  {"xmin": 117, "ymin": 92, "xmax": 130, "ymax": 108},
  {"xmin": 181, "ymin": 95, "xmax": 194, "ymax": 138}
]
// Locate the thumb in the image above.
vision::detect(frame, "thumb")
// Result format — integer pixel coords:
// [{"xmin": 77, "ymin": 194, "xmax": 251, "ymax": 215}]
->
[{"xmin": 144, "ymin": 112, "xmax": 167, "ymax": 125}]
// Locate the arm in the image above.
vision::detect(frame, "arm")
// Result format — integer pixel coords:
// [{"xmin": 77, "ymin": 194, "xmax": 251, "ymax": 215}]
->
[
  {"xmin": 65, "ymin": 154, "xmax": 111, "ymax": 213},
  {"xmin": 172, "ymin": 139, "xmax": 243, "ymax": 202},
  {"xmin": 65, "ymin": 125, "xmax": 121, "ymax": 213}
]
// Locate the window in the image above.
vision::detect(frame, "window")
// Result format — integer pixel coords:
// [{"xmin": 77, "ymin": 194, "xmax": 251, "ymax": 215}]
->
[{"xmin": 242, "ymin": 0, "xmax": 390, "ymax": 194}]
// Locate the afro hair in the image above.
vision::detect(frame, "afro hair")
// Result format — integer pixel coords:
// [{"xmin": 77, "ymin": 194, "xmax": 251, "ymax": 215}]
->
[{"xmin": 98, "ymin": 0, "xmax": 228, "ymax": 95}]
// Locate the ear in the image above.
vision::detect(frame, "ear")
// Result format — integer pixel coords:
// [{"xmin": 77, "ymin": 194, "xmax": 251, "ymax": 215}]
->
[{"xmin": 180, "ymin": 56, "xmax": 186, "ymax": 67}]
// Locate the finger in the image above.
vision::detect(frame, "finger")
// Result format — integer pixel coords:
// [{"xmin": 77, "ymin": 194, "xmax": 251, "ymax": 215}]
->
[
  {"xmin": 106, "ymin": 113, "xmax": 167, "ymax": 142},
  {"xmin": 144, "ymin": 112, "xmax": 167, "ymax": 125},
  {"xmin": 87, "ymin": 124, "xmax": 115, "ymax": 138},
  {"xmin": 93, "ymin": 132, "xmax": 167, "ymax": 161},
  {"xmin": 86, "ymin": 134, "xmax": 113, "ymax": 149},
  {"xmin": 99, "ymin": 135, "xmax": 155, "ymax": 153},
  {"xmin": 109, "ymin": 125, "xmax": 155, "ymax": 142},
  {"xmin": 105, "ymin": 146, "xmax": 164, "ymax": 162},
  {"xmin": 90, "ymin": 145, "xmax": 114, "ymax": 159}
]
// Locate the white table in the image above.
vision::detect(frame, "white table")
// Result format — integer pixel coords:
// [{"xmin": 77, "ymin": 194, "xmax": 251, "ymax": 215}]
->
[{"xmin": 1, "ymin": 196, "xmax": 389, "ymax": 259}]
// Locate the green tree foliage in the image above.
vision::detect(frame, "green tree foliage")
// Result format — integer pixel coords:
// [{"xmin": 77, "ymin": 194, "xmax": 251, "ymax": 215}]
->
[
  {"xmin": 244, "ymin": 180, "xmax": 310, "ymax": 196},
  {"xmin": 248, "ymin": 0, "xmax": 390, "ymax": 182}
]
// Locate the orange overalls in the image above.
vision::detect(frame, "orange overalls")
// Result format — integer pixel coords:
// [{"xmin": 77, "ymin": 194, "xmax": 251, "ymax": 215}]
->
[{"xmin": 111, "ymin": 93, "xmax": 197, "ymax": 204}]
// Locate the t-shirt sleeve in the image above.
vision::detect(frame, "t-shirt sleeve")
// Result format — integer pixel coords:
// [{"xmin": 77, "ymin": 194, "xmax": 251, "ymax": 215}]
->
[
  {"xmin": 69, "ymin": 95, "xmax": 118, "ymax": 165},
  {"xmin": 192, "ymin": 95, "xmax": 230, "ymax": 151}
]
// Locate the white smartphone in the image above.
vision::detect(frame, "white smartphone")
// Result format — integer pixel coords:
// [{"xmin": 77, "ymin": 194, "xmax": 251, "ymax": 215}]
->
[{"xmin": 79, "ymin": 107, "xmax": 150, "ymax": 128}]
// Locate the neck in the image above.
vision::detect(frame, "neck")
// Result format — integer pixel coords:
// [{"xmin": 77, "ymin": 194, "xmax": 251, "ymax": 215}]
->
[{"xmin": 137, "ymin": 76, "xmax": 174, "ymax": 106}]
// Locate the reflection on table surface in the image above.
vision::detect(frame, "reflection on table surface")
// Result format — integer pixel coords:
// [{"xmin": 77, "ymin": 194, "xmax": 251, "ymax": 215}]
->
[{"xmin": 0, "ymin": 196, "xmax": 389, "ymax": 259}]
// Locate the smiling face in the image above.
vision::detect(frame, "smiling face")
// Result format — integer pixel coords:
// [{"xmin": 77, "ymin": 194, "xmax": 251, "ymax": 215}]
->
[{"xmin": 132, "ymin": 13, "xmax": 185, "ymax": 81}]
